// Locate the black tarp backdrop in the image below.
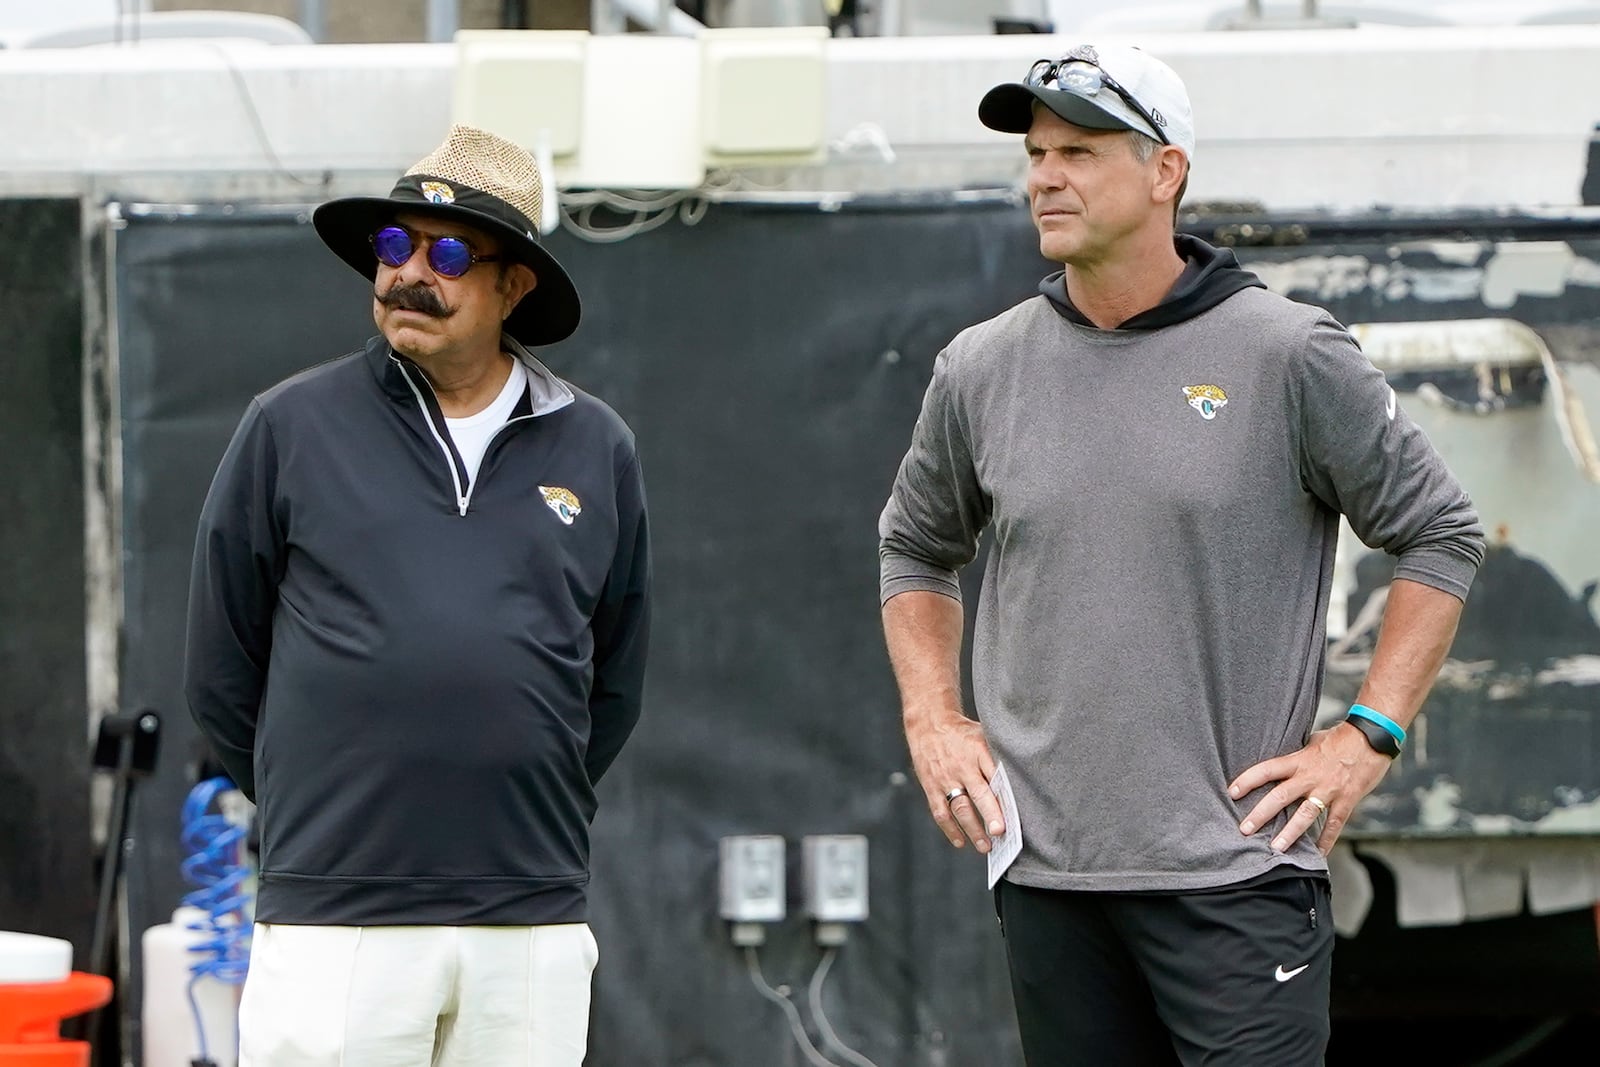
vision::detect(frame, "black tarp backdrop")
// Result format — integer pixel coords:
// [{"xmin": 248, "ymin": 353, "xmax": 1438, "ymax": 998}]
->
[
  {"xmin": 0, "ymin": 199, "xmax": 94, "ymax": 956},
  {"xmin": 112, "ymin": 201, "xmax": 1036, "ymax": 1067},
  {"xmin": 109, "ymin": 202, "xmax": 1600, "ymax": 1065}
]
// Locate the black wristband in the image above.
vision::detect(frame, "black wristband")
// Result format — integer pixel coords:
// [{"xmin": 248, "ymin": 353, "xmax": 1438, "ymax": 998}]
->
[{"xmin": 1345, "ymin": 714, "xmax": 1402, "ymax": 758}]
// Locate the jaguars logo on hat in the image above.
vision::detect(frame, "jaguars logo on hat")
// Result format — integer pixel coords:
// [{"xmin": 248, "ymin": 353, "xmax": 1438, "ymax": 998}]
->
[
  {"xmin": 539, "ymin": 486, "xmax": 582, "ymax": 525},
  {"xmin": 1182, "ymin": 384, "xmax": 1228, "ymax": 420},
  {"xmin": 420, "ymin": 181, "xmax": 456, "ymax": 205}
]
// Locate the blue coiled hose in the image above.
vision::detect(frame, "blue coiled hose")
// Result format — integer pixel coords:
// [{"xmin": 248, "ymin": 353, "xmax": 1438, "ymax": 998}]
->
[{"xmin": 179, "ymin": 776, "xmax": 252, "ymax": 1067}]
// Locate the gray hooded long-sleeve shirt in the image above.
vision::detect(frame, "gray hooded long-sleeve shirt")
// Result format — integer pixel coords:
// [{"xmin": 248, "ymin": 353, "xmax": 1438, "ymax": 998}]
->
[{"xmin": 879, "ymin": 238, "xmax": 1484, "ymax": 891}]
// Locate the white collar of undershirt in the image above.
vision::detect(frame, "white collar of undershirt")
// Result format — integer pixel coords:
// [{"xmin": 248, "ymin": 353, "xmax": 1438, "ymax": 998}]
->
[{"xmin": 444, "ymin": 358, "xmax": 526, "ymax": 432}]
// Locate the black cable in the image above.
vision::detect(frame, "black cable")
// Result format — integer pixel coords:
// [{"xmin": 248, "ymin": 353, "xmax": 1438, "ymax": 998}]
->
[{"xmin": 202, "ymin": 43, "xmax": 329, "ymax": 188}]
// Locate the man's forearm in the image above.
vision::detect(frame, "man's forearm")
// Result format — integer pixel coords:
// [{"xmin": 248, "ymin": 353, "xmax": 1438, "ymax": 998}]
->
[
  {"xmin": 1230, "ymin": 577, "xmax": 1466, "ymax": 852},
  {"xmin": 1352, "ymin": 576, "xmax": 1465, "ymax": 729},
  {"xmin": 882, "ymin": 590, "xmax": 967, "ymax": 727}
]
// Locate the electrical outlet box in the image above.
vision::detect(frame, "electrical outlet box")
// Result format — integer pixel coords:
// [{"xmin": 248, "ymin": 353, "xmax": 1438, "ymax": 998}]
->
[
  {"xmin": 802, "ymin": 835, "xmax": 869, "ymax": 923},
  {"xmin": 719, "ymin": 835, "xmax": 786, "ymax": 923}
]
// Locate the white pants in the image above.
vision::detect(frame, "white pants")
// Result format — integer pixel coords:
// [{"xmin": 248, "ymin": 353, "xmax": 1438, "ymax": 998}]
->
[{"xmin": 238, "ymin": 923, "xmax": 598, "ymax": 1067}]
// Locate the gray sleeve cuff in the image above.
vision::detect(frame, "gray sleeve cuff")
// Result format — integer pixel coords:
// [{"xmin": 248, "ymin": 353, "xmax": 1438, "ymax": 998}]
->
[
  {"xmin": 880, "ymin": 546, "xmax": 963, "ymax": 606},
  {"xmin": 1392, "ymin": 545, "xmax": 1481, "ymax": 604}
]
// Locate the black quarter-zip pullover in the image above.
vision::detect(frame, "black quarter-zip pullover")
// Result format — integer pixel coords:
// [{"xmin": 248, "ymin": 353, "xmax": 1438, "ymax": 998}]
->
[{"xmin": 185, "ymin": 334, "xmax": 650, "ymax": 925}]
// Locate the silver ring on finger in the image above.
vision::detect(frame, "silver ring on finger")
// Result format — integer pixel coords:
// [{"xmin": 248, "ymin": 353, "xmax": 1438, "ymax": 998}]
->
[
  {"xmin": 944, "ymin": 786, "xmax": 967, "ymax": 805},
  {"xmin": 1305, "ymin": 796, "xmax": 1327, "ymax": 814}
]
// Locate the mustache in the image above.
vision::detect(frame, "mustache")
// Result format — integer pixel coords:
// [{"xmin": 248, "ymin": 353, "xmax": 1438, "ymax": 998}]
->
[{"xmin": 377, "ymin": 283, "xmax": 453, "ymax": 318}]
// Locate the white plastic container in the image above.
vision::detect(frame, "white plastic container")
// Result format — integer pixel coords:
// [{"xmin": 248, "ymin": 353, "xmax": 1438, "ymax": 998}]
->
[
  {"xmin": 141, "ymin": 907, "xmax": 243, "ymax": 1067},
  {"xmin": 0, "ymin": 931, "xmax": 72, "ymax": 984}
]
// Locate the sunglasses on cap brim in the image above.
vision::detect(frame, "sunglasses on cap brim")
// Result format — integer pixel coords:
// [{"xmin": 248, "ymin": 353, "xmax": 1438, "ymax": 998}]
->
[
  {"xmin": 1025, "ymin": 58, "xmax": 1170, "ymax": 146},
  {"xmin": 370, "ymin": 225, "xmax": 501, "ymax": 279}
]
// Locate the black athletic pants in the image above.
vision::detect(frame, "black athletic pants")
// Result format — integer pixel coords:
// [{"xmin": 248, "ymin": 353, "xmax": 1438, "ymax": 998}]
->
[{"xmin": 996, "ymin": 874, "xmax": 1333, "ymax": 1066}]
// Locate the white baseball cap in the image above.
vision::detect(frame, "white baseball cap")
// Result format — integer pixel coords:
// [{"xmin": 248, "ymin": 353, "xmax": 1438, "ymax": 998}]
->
[{"xmin": 979, "ymin": 43, "xmax": 1195, "ymax": 159}]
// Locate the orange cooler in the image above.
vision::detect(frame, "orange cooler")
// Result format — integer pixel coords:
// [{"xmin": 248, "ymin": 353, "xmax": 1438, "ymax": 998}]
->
[{"xmin": 0, "ymin": 933, "xmax": 113, "ymax": 1067}]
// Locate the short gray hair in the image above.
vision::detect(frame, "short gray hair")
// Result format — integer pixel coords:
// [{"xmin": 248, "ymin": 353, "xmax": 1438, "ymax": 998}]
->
[
  {"xmin": 1126, "ymin": 131, "xmax": 1188, "ymax": 224},
  {"xmin": 1126, "ymin": 130, "xmax": 1161, "ymax": 163}
]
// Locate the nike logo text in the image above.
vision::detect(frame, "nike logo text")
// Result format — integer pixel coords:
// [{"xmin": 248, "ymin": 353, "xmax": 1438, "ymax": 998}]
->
[{"xmin": 1274, "ymin": 963, "xmax": 1310, "ymax": 982}]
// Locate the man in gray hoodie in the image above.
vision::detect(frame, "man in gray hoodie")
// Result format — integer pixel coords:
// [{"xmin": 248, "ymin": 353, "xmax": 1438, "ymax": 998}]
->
[{"xmin": 878, "ymin": 44, "xmax": 1483, "ymax": 1065}]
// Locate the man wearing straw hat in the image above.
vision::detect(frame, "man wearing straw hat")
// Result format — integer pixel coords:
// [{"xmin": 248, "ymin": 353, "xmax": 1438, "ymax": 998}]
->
[
  {"xmin": 878, "ymin": 44, "xmax": 1483, "ymax": 1065},
  {"xmin": 185, "ymin": 125, "xmax": 651, "ymax": 1066}
]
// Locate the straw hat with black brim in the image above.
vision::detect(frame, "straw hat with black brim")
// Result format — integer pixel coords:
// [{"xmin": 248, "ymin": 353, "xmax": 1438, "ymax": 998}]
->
[{"xmin": 313, "ymin": 125, "xmax": 581, "ymax": 347}]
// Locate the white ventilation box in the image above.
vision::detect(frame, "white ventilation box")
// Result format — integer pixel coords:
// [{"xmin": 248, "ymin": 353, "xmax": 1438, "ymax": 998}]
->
[
  {"xmin": 453, "ymin": 30, "xmax": 587, "ymax": 160},
  {"xmin": 453, "ymin": 30, "xmax": 702, "ymax": 190},
  {"xmin": 572, "ymin": 33, "xmax": 704, "ymax": 189},
  {"xmin": 702, "ymin": 27, "xmax": 829, "ymax": 163}
]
